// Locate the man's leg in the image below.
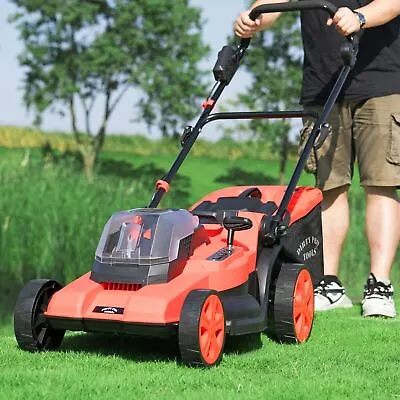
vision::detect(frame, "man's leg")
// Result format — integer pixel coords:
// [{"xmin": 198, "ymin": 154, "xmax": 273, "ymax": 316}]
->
[
  {"xmin": 365, "ymin": 186, "xmax": 399, "ymax": 280},
  {"xmin": 314, "ymin": 185, "xmax": 354, "ymax": 310},
  {"xmin": 362, "ymin": 186, "xmax": 399, "ymax": 317},
  {"xmin": 303, "ymin": 104, "xmax": 354, "ymax": 310},
  {"xmin": 322, "ymin": 185, "xmax": 350, "ymax": 276},
  {"xmin": 352, "ymin": 95, "xmax": 400, "ymax": 317}
]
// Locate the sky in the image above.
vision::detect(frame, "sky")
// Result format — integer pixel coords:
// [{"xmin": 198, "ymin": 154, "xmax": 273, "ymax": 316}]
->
[{"xmin": 0, "ymin": 1, "xmax": 260, "ymax": 139}]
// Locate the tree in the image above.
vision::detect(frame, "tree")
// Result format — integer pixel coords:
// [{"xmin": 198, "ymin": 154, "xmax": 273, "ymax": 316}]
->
[
  {"xmin": 237, "ymin": 11, "xmax": 303, "ymax": 183},
  {"xmin": 10, "ymin": 0, "xmax": 210, "ymax": 175}
]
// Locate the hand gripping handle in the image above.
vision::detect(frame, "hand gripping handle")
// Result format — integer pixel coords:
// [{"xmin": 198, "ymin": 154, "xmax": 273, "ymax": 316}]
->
[{"xmin": 239, "ymin": 0, "xmax": 338, "ymax": 49}]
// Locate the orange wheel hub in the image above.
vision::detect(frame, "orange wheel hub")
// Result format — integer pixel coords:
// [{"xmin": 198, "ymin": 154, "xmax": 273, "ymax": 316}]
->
[
  {"xmin": 293, "ymin": 269, "xmax": 314, "ymax": 342},
  {"xmin": 198, "ymin": 294, "xmax": 225, "ymax": 365}
]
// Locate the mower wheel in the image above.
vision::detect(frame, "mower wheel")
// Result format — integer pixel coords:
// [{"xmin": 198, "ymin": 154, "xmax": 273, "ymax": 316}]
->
[
  {"xmin": 178, "ymin": 290, "xmax": 226, "ymax": 367},
  {"xmin": 14, "ymin": 279, "xmax": 65, "ymax": 352},
  {"xmin": 268, "ymin": 264, "xmax": 314, "ymax": 344}
]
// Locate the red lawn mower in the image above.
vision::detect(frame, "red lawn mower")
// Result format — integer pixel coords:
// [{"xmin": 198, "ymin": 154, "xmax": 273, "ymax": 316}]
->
[{"xmin": 14, "ymin": 1, "xmax": 358, "ymax": 367}]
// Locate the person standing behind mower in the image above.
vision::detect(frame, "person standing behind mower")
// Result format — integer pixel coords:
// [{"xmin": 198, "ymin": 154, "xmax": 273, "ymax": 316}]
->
[{"xmin": 234, "ymin": 0, "xmax": 400, "ymax": 317}]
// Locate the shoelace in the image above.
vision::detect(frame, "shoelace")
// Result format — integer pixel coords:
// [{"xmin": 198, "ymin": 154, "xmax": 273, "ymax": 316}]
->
[
  {"xmin": 364, "ymin": 278, "xmax": 393, "ymax": 298},
  {"xmin": 314, "ymin": 280, "xmax": 344, "ymax": 295}
]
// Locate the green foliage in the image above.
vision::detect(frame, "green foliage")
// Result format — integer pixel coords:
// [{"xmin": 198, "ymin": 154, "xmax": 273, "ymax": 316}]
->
[
  {"xmin": 0, "ymin": 148, "xmax": 184, "ymax": 315},
  {"xmin": 0, "ymin": 146, "xmax": 398, "ymax": 318},
  {"xmin": 241, "ymin": 12, "xmax": 303, "ymax": 110},
  {"xmin": 10, "ymin": 0, "xmax": 210, "ymax": 173},
  {"xmin": 0, "ymin": 125, "xmax": 277, "ymax": 161},
  {"xmin": 235, "ymin": 9, "xmax": 303, "ymax": 182}
]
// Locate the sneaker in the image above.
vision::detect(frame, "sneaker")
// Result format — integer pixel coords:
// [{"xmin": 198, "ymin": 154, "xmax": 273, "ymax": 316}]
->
[
  {"xmin": 314, "ymin": 276, "xmax": 353, "ymax": 311},
  {"xmin": 362, "ymin": 273, "xmax": 396, "ymax": 318}
]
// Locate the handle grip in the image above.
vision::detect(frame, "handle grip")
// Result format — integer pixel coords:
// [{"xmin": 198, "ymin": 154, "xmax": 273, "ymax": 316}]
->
[
  {"xmin": 239, "ymin": 0, "xmax": 338, "ymax": 49},
  {"xmin": 249, "ymin": 0, "xmax": 337, "ymax": 21}
]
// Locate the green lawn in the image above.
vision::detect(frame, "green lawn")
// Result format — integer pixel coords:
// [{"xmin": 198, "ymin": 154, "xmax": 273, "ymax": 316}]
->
[
  {"xmin": 99, "ymin": 151, "xmax": 318, "ymax": 205},
  {"xmin": 1, "ymin": 306, "xmax": 400, "ymax": 400},
  {"xmin": 0, "ymin": 147, "xmax": 396, "ymax": 307},
  {"xmin": 0, "ymin": 146, "xmax": 399, "ymax": 399}
]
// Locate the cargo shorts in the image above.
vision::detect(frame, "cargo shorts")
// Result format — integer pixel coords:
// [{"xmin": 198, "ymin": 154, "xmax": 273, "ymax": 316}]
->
[{"xmin": 300, "ymin": 94, "xmax": 400, "ymax": 191}]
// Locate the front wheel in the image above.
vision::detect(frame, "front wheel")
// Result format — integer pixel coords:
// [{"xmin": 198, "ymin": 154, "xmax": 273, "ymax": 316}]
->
[
  {"xmin": 14, "ymin": 279, "xmax": 65, "ymax": 352},
  {"xmin": 268, "ymin": 264, "xmax": 314, "ymax": 344},
  {"xmin": 178, "ymin": 290, "xmax": 226, "ymax": 367}
]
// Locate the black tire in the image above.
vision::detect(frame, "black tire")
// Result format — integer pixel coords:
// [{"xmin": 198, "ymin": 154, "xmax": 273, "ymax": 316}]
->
[
  {"xmin": 178, "ymin": 290, "xmax": 226, "ymax": 367},
  {"xmin": 267, "ymin": 263, "xmax": 314, "ymax": 344},
  {"xmin": 14, "ymin": 279, "xmax": 65, "ymax": 351}
]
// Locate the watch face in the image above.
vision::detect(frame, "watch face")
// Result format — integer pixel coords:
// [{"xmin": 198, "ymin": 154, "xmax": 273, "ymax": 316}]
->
[{"xmin": 356, "ymin": 11, "xmax": 366, "ymax": 27}]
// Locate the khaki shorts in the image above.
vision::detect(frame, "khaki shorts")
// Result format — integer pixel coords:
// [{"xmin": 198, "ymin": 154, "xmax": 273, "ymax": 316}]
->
[{"xmin": 301, "ymin": 94, "xmax": 400, "ymax": 191}]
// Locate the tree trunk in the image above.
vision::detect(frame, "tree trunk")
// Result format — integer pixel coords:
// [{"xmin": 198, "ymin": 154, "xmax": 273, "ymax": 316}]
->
[
  {"xmin": 79, "ymin": 144, "xmax": 97, "ymax": 178},
  {"xmin": 279, "ymin": 127, "xmax": 289, "ymax": 185}
]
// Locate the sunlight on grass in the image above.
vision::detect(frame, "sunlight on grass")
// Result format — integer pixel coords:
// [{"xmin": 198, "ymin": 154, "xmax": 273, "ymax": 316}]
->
[{"xmin": 1, "ymin": 307, "xmax": 400, "ymax": 400}]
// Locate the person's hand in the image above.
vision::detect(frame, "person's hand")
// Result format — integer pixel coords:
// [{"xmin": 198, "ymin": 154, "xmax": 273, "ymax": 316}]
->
[
  {"xmin": 327, "ymin": 7, "xmax": 362, "ymax": 36},
  {"xmin": 234, "ymin": 10, "xmax": 262, "ymax": 38}
]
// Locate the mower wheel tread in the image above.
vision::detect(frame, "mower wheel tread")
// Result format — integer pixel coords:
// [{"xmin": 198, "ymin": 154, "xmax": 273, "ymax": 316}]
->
[
  {"xmin": 179, "ymin": 290, "xmax": 226, "ymax": 367},
  {"xmin": 268, "ymin": 263, "xmax": 314, "ymax": 344},
  {"xmin": 14, "ymin": 279, "xmax": 65, "ymax": 352}
]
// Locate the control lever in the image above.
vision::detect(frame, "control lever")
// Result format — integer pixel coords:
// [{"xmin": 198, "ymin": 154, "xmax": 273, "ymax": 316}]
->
[{"xmin": 222, "ymin": 215, "xmax": 253, "ymax": 251}]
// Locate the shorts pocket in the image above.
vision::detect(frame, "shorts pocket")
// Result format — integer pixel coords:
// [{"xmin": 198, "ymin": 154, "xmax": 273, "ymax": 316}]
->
[
  {"xmin": 298, "ymin": 120, "xmax": 318, "ymax": 174},
  {"xmin": 387, "ymin": 113, "xmax": 400, "ymax": 165}
]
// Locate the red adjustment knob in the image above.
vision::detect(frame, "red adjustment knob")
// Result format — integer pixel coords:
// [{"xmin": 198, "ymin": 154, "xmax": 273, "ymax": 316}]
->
[
  {"xmin": 156, "ymin": 180, "xmax": 170, "ymax": 193},
  {"xmin": 202, "ymin": 99, "xmax": 215, "ymax": 110}
]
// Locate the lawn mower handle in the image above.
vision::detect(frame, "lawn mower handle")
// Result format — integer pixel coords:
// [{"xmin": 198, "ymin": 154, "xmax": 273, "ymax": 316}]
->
[
  {"xmin": 240, "ymin": 0, "xmax": 339, "ymax": 49},
  {"xmin": 238, "ymin": 1, "xmax": 357, "ymax": 70},
  {"xmin": 148, "ymin": 0, "xmax": 358, "ymax": 210},
  {"xmin": 250, "ymin": 0, "xmax": 337, "ymax": 20}
]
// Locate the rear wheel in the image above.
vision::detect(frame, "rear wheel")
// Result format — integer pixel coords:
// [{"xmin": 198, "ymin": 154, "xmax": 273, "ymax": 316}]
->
[
  {"xmin": 268, "ymin": 264, "xmax": 314, "ymax": 344},
  {"xmin": 14, "ymin": 279, "xmax": 65, "ymax": 351},
  {"xmin": 179, "ymin": 290, "xmax": 226, "ymax": 367}
]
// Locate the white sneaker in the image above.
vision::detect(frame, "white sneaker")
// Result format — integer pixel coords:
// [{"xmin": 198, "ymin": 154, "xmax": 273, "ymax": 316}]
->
[
  {"xmin": 362, "ymin": 274, "xmax": 396, "ymax": 318},
  {"xmin": 314, "ymin": 277, "xmax": 353, "ymax": 311}
]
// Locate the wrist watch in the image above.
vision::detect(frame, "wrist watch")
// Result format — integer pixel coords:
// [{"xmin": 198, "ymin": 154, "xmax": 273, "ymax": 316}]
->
[{"xmin": 354, "ymin": 11, "xmax": 367, "ymax": 29}]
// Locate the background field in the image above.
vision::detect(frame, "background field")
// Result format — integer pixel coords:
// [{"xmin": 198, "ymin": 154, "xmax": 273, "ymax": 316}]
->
[
  {"xmin": 0, "ymin": 129, "xmax": 399, "ymax": 399},
  {"xmin": 1, "ymin": 131, "xmax": 397, "ymax": 313}
]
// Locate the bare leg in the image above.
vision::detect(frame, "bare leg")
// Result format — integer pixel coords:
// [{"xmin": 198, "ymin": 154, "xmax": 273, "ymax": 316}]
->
[
  {"xmin": 314, "ymin": 185, "xmax": 353, "ymax": 311},
  {"xmin": 322, "ymin": 185, "xmax": 350, "ymax": 276},
  {"xmin": 365, "ymin": 186, "xmax": 400, "ymax": 281},
  {"xmin": 362, "ymin": 186, "xmax": 399, "ymax": 317}
]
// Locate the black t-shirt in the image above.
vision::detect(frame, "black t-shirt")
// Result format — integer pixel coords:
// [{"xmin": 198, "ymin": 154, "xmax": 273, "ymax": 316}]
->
[{"xmin": 300, "ymin": 0, "xmax": 400, "ymax": 105}]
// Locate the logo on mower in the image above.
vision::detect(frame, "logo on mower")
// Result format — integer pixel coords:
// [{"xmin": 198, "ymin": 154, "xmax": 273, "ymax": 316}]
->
[
  {"xmin": 101, "ymin": 307, "xmax": 118, "ymax": 314},
  {"xmin": 93, "ymin": 306, "xmax": 124, "ymax": 315},
  {"xmin": 296, "ymin": 235, "xmax": 320, "ymax": 262}
]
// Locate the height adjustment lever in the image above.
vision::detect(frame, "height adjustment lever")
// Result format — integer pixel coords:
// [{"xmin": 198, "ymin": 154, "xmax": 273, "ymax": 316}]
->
[{"xmin": 223, "ymin": 215, "xmax": 253, "ymax": 251}]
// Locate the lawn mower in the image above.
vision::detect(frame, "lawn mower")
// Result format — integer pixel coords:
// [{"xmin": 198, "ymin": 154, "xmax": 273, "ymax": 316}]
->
[{"xmin": 14, "ymin": 0, "xmax": 358, "ymax": 367}]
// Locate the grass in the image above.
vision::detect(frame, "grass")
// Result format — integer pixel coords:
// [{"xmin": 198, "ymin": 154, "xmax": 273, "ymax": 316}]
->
[
  {"xmin": 98, "ymin": 150, "xmax": 400, "ymax": 300},
  {"xmin": 0, "ymin": 143, "xmax": 399, "ymax": 399},
  {"xmin": 0, "ymin": 146, "xmax": 398, "ymax": 315},
  {"xmin": 99, "ymin": 151, "xmax": 316, "ymax": 202},
  {"xmin": 0, "ymin": 125, "xmax": 276, "ymax": 161},
  {"xmin": 1, "ymin": 306, "xmax": 400, "ymax": 400}
]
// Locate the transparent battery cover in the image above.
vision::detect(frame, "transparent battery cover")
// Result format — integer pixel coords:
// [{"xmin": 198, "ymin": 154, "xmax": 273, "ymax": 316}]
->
[{"xmin": 95, "ymin": 208, "xmax": 199, "ymax": 265}]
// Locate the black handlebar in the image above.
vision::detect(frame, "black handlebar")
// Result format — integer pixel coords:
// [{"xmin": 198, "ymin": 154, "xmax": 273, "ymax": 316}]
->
[
  {"xmin": 149, "ymin": 0, "xmax": 359, "ymax": 210},
  {"xmin": 250, "ymin": 0, "xmax": 337, "ymax": 20},
  {"xmin": 240, "ymin": 0, "xmax": 339, "ymax": 49},
  {"xmin": 249, "ymin": 0, "xmax": 337, "ymax": 21}
]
